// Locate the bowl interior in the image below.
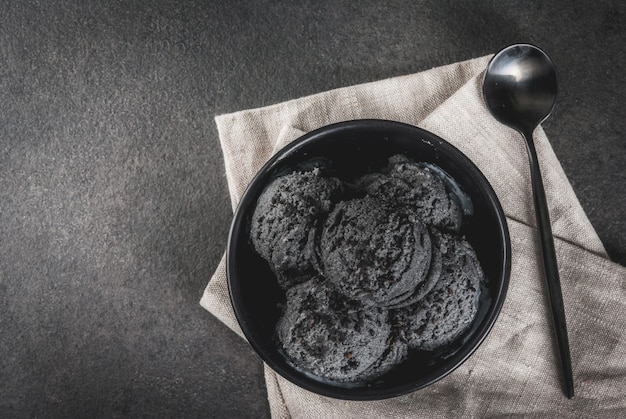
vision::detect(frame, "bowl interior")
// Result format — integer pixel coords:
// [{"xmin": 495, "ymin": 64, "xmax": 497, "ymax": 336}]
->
[{"xmin": 227, "ymin": 119, "xmax": 511, "ymax": 400}]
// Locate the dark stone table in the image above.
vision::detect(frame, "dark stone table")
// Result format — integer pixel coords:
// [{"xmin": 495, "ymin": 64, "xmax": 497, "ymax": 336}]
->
[{"xmin": 1, "ymin": 1, "xmax": 623, "ymax": 417}]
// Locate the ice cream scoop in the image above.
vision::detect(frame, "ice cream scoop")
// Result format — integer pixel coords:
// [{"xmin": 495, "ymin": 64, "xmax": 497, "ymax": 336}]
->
[
  {"xmin": 276, "ymin": 277, "xmax": 401, "ymax": 382},
  {"xmin": 319, "ymin": 197, "xmax": 434, "ymax": 307},
  {"xmin": 249, "ymin": 169, "xmax": 344, "ymax": 289}
]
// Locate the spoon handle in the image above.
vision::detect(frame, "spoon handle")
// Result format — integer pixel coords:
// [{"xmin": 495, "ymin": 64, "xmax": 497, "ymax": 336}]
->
[{"xmin": 523, "ymin": 130, "xmax": 575, "ymax": 399}]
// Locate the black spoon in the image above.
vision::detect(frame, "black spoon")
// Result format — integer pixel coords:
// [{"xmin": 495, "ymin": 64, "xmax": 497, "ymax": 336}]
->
[{"xmin": 482, "ymin": 43, "xmax": 574, "ymax": 398}]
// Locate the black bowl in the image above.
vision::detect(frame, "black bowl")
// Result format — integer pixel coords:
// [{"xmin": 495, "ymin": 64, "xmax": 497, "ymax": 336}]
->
[{"xmin": 227, "ymin": 119, "xmax": 511, "ymax": 400}]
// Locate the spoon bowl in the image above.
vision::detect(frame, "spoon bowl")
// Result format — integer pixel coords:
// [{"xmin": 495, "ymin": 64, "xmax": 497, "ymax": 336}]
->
[
  {"xmin": 483, "ymin": 44, "xmax": 558, "ymax": 134},
  {"xmin": 482, "ymin": 44, "xmax": 574, "ymax": 399}
]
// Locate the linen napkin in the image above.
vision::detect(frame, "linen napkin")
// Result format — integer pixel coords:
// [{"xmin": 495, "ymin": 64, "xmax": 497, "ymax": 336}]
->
[{"xmin": 200, "ymin": 55, "xmax": 626, "ymax": 418}]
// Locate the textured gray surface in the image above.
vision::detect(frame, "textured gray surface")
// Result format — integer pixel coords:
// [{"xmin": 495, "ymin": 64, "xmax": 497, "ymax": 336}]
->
[{"xmin": 0, "ymin": 0, "xmax": 624, "ymax": 417}]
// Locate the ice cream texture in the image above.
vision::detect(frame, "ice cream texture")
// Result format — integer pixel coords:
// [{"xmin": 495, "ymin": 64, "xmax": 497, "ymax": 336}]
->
[{"xmin": 249, "ymin": 155, "xmax": 484, "ymax": 382}]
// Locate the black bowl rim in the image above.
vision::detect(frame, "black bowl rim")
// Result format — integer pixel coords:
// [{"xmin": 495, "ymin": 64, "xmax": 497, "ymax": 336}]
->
[{"xmin": 226, "ymin": 119, "xmax": 511, "ymax": 400}]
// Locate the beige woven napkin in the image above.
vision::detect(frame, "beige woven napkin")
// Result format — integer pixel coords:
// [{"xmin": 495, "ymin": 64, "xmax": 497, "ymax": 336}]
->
[{"xmin": 201, "ymin": 55, "xmax": 626, "ymax": 418}]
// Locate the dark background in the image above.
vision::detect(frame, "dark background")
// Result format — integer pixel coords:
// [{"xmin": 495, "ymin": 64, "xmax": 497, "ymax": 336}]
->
[{"xmin": 1, "ymin": 1, "xmax": 624, "ymax": 417}]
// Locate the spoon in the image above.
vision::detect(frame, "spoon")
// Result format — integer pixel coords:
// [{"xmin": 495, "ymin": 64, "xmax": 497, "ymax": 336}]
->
[{"xmin": 482, "ymin": 44, "xmax": 574, "ymax": 399}]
